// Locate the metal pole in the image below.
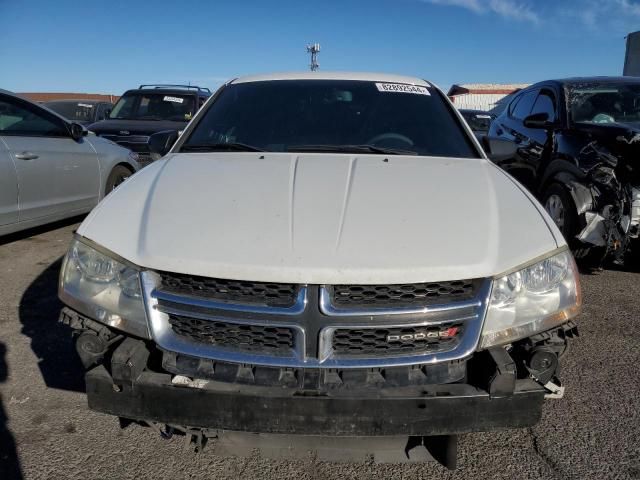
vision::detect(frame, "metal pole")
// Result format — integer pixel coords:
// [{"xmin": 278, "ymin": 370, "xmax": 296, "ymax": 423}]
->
[{"xmin": 306, "ymin": 43, "xmax": 320, "ymax": 71}]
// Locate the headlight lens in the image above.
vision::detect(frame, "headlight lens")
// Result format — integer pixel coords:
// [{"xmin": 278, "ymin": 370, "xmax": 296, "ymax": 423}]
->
[
  {"xmin": 480, "ymin": 249, "xmax": 581, "ymax": 349},
  {"xmin": 59, "ymin": 238, "xmax": 149, "ymax": 338}
]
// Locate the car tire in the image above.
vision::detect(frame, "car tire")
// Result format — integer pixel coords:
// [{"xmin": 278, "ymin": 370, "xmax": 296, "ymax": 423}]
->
[
  {"xmin": 542, "ymin": 183, "xmax": 592, "ymax": 259},
  {"xmin": 106, "ymin": 165, "xmax": 133, "ymax": 193}
]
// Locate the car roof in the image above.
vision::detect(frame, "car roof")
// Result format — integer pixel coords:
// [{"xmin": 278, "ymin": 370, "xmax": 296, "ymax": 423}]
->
[
  {"xmin": 527, "ymin": 76, "xmax": 640, "ymax": 90},
  {"xmin": 121, "ymin": 88, "xmax": 210, "ymax": 98},
  {"xmin": 231, "ymin": 71, "xmax": 431, "ymax": 87}
]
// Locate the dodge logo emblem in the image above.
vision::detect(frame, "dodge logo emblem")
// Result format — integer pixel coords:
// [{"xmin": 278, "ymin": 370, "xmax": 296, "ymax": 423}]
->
[{"xmin": 386, "ymin": 327, "xmax": 459, "ymax": 342}]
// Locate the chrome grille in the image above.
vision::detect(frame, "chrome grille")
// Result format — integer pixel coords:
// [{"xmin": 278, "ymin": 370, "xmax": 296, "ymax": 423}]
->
[
  {"xmin": 332, "ymin": 322, "xmax": 464, "ymax": 356},
  {"xmin": 159, "ymin": 271, "xmax": 300, "ymax": 308},
  {"xmin": 142, "ymin": 271, "xmax": 491, "ymax": 369},
  {"xmin": 168, "ymin": 314, "xmax": 294, "ymax": 354},
  {"xmin": 330, "ymin": 280, "xmax": 477, "ymax": 308}
]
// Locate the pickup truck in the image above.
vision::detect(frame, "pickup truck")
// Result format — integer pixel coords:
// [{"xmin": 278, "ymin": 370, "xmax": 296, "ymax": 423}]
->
[{"xmin": 58, "ymin": 72, "xmax": 581, "ymax": 468}]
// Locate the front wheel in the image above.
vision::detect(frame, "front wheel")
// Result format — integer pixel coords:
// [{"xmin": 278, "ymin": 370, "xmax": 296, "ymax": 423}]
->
[
  {"xmin": 106, "ymin": 165, "xmax": 133, "ymax": 193},
  {"xmin": 542, "ymin": 183, "xmax": 592, "ymax": 259}
]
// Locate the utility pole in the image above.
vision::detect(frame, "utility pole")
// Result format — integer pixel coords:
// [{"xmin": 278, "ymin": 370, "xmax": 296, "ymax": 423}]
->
[{"xmin": 306, "ymin": 43, "xmax": 320, "ymax": 71}]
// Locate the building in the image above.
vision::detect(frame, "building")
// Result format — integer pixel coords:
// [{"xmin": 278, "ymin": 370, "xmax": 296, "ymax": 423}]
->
[
  {"xmin": 624, "ymin": 31, "xmax": 640, "ymax": 76},
  {"xmin": 17, "ymin": 92, "xmax": 120, "ymax": 103},
  {"xmin": 447, "ymin": 83, "xmax": 530, "ymax": 111}
]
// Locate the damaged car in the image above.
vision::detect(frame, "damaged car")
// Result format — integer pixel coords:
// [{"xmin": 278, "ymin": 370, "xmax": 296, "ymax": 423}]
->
[
  {"xmin": 487, "ymin": 77, "xmax": 640, "ymax": 264},
  {"xmin": 58, "ymin": 72, "xmax": 581, "ymax": 468}
]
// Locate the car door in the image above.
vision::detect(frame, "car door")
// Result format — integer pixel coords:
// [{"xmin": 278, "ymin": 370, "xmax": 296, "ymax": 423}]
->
[
  {"xmin": 0, "ymin": 138, "xmax": 18, "ymax": 226},
  {"xmin": 525, "ymin": 88, "xmax": 558, "ymax": 182},
  {"xmin": 0, "ymin": 94, "xmax": 101, "ymax": 221},
  {"xmin": 491, "ymin": 89, "xmax": 539, "ymax": 190}
]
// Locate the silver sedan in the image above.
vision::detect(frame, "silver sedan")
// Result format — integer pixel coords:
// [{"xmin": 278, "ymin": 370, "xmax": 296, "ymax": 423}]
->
[{"xmin": 0, "ymin": 89, "xmax": 140, "ymax": 236}]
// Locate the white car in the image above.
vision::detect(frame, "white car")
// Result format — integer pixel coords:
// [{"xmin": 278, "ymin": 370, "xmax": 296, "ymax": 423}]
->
[
  {"xmin": 0, "ymin": 90, "xmax": 139, "ymax": 236},
  {"xmin": 57, "ymin": 72, "xmax": 581, "ymax": 468}
]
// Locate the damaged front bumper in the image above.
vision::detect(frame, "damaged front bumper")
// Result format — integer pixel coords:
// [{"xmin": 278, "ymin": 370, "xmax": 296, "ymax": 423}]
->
[
  {"xmin": 86, "ymin": 363, "xmax": 546, "ymax": 436},
  {"xmin": 67, "ymin": 312, "xmax": 551, "ymax": 437}
]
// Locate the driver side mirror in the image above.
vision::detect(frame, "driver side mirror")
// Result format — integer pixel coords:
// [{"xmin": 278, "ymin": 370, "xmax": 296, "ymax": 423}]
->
[
  {"xmin": 149, "ymin": 130, "xmax": 179, "ymax": 158},
  {"xmin": 69, "ymin": 122, "xmax": 87, "ymax": 141},
  {"xmin": 482, "ymin": 136, "xmax": 518, "ymax": 162},
  {"xmin": 523, "ymin": 112, "xmax": 556, "ymax": 129}
]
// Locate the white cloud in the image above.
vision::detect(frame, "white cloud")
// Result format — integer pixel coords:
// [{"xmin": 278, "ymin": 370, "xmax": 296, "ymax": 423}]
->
[
  {"xmin": 427, "ymin": 0, "xmax": 483, "ymax": 13},
  {"xmin": 488, "ymin": 0, "xmax": 539, "ymax": 23},
  {"xmin": 561, "ymin": 0, "xmax": 640, "ymax": 33},
  {"xmin": 424, "ymin": 0, "xmax": 539, "ymax": 23}
]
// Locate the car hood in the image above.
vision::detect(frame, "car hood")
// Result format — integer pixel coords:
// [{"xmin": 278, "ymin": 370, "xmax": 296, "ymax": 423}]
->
[
  {"xmin": 87, "ymin": 119, "xmax": 187, "ymax": 135},
  {"xmin": 77, "ymin": 153, "xmax": 562, "ymax": 284}
]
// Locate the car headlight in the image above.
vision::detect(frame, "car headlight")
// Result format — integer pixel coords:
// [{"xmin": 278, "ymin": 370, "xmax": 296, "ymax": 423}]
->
[
  {"xmin": 59, "ymin": 237, "xmax": 149, "ymax": 338},
  {"xmin": 479, "ymin": 249, "xmax": 581, "ymax": 349}
]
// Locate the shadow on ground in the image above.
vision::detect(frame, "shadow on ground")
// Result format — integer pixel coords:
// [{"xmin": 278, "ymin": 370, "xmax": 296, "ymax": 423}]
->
[
  {"xmin": 18, "ymin": 257, "xmax": 84, "ymax": 392},
  {"xmin": 0, "ymin": 343, "xmax": 23, "ymax": 479},
  {"xmin": 0, "ymin": 215, "xmax": 84, "ymax": 247}
]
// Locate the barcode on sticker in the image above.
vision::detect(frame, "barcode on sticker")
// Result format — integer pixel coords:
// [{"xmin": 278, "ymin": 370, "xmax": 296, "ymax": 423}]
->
[
  {"xmin": 375, "ymin": 83, "xmax": 430, "ymax": 95},
  {"xmin": 163, "ymin": 96, "xmax": 184, "ymax": 103}
]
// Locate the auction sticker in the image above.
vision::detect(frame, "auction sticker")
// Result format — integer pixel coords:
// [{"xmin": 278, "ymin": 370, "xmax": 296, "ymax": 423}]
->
[
  {"xmin": 163, "ymin": 96, "xmax": 184, "ymax": 103},
  {"xmin": 375, "ymin": 83, "xmax": 430, "ymax": 95}
]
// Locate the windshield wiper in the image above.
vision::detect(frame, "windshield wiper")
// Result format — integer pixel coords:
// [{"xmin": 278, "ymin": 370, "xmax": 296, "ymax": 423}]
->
[
  {"xmin": 180, "ymin": 142, "xmax": 265, "ymax": 152},
  {"xmin": 287, "ymin": 144, "xmax": 418, "ymax": 155}
]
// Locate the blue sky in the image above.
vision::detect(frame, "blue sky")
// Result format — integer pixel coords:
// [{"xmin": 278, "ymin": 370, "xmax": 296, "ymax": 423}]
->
[{"xmin": 0, "ymin": 0, "xmax": 638, "ymax": 94}]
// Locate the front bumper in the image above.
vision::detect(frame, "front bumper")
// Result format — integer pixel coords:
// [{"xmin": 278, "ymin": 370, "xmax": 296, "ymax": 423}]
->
[{"xmin": 86, "ymin": 364, "xmax": 545, "ymax": 436}]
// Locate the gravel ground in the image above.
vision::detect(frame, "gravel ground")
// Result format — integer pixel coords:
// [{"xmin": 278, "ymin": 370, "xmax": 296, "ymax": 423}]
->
[{"xmin": 0, "ymin": 220, "xmax": 639, "ymax": 480}]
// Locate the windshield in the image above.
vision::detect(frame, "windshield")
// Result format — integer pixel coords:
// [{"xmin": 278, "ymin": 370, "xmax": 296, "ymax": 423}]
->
[
  {"xmin": 110, "ymin": 93, "xmax": 195, "ymax": 121},
  {"xmin": 45, "ymin": 101, "xmax": 96, "ymax": 122},
  {"xmin": 568, "ymin": 82, "xmax": 640, "ymax": 125},
  {"xmin": 460, "ymin": 111, "xmax": 493, "ymax": 132},
  {"xmin": 182, "ymin": 80, "xmax": 479, "ymax": 158}
]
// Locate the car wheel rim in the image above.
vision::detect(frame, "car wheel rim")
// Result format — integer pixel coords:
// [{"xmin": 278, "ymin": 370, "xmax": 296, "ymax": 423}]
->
[{"xmin": 545, "ymin": 194, "xmax": 565, "ymax": 230}]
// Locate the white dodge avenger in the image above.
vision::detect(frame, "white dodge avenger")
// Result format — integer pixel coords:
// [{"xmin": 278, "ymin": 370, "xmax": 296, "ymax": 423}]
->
[{"xmin": 57, "ymin": 72, "xmax": 581, "ymax": 468}]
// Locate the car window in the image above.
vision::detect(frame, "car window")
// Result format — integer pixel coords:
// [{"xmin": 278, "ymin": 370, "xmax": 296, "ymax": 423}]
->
[
  {"xmin": 461, "ymin": 111, "xmax": 493, "ymax": 132},
  {"xmin": 0, "ymin": 97, "xmax": 67, "ymax": 137},
  {"xmin": 110, "ymin": 93, "xmax": 196, "ymax": 121},
  {"xmin": 568, "ymin": 82, "xmax": 640, "ymax": 125},
  {"xmin": 531, "ymin": 90, "xmax": 556, "ymax": 121},
  {"xmin": 95, "ymin": 104, "xmax": 106, "ymax": 121},
  {"xmin": 511, "ymin": 90, "xmax": 538, "ymax": 120},
  {"xmin": 183, "ymin": 80, "xmax": 480, "ymax": 158},
  {"xmin": 45, "ymin": 101, "xmax": 96, "ymax": 123}
]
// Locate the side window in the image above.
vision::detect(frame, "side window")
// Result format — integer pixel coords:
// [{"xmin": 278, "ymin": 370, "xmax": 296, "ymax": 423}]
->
[
  {"xmin": 0, "ymin": 97, "xmax": 67, "ymax": 136},
  {"xmin": 530, "ymin": 90, "xmax": 556, "ymax": 121},
  {"xmin": 511, "ymin": 90, "xmax": 538, "ymax": 120},
  {"xmin": 95, "ymin": 104, "xmax": 105, "ymax": 121},
  {"xmin": 508, "ymin": 94, "xmax": 522, "ymax": 117}
]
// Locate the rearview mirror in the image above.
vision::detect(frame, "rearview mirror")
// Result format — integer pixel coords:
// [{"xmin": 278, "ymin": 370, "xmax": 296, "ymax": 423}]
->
[
  {"xmin": 482, "ymin": 136, "xmax": 518, "ymax": 162},
  {"xmin": 69, "ymin": 122, "xmax": 86, "ymax": 141},
  {"xmin": 149, "ymin": 130, "xmax": 179, "ymax": 158},
  {"xmin": 523, "ymin": 112, "xmax": 554, "ymax": 129}
]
